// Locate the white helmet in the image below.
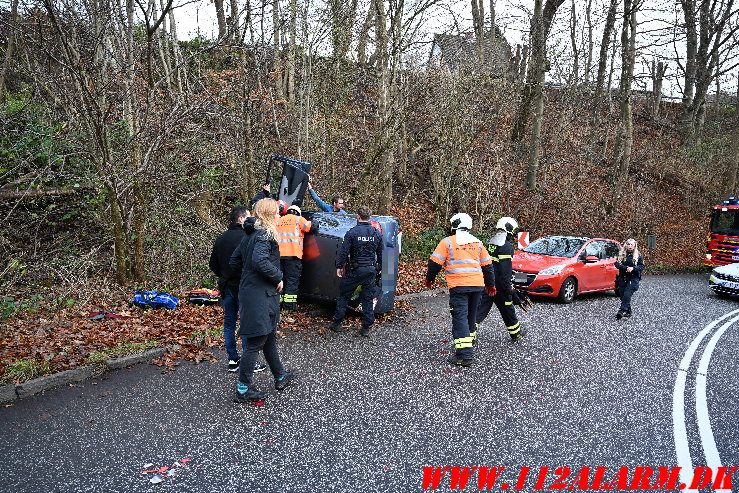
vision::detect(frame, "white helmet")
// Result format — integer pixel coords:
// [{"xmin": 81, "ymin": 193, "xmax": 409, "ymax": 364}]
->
[
  {"xmin": 450, "ymin": 212, "xmax": 473, "ymax": 230},
  {"xmin": 287, "ymin": 204, "xmax": 302, "ymax": 215},
  {"xmin": 496, "ymin": 216, "xmax": 518, "ymax": 234}
]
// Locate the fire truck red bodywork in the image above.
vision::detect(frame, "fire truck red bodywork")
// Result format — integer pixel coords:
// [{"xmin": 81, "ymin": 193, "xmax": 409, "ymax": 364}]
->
[{"xmin": 706, "ymin": 198, "xmax": 739, "ymax": 266}]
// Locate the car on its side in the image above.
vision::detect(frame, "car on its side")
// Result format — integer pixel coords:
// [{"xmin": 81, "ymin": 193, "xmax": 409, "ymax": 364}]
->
[
  {"xmin": 708, "ymin": 263, "xmax": 739, "ymax": 298},
  {"xmin": 512, "ymin": 235, "xmax": 622, "ymax": 303}
]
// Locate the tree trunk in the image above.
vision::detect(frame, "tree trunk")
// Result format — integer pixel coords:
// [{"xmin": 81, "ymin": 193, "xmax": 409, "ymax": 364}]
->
[
  {"xmin": 584, "ymin": 0, "xmax": 593, "ymax": 84},
  {"xmin": 215, "ymin": 0, "xmax": 228, "ymax": 40},
  {"xmin": 594, "ymin": 0, "xmax": 618, "ymax": 100},
  {"xmin": 230, "ymin": 0, "xmax": 240, "ymax": 42},
  {"xmin": 356, "ymin": 4, "xmax": 375, "ymax": 68},
  {"xmin": 286, "ymin": 0, "xmax": 297, "ymax": 103},
  {"xmin": 569, "ymin": 0, "xmax": 578, "ymax": 86},
  {"xmin": 511, "ymin": 0, "xmax": 564, "ymax": 143},
  {"xmin": 680, "ymin": 0, "xmax": 735, "ymax": 140},
  {"xmin": 273, "ymin": 0, "xmax": 284, "ymax": 99},
  {"xmin": 609, "ymin": 0, "xmax": 638, "ymax": 211},
  {"xmin": 651, "ymin": 60, "xmax": 666, "ymax": 118},
  {"xmin": 471, "ymin": 0, "xmax": 485, "ymax": 65},
  {"xmin": 109, "ymin": 187, "xmax": 129, "ymax": 285},
  {"xmin": 0, "ymin": 0, "xmax": 20, "ymax": 102}
]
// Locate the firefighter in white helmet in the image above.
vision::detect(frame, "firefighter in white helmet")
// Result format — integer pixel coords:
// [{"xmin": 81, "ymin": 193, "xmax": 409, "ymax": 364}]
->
[
  {"xmin": 425, "ymin": 212, "xmax": 496, "ymax": 367},
  {"xmin": 476, "ymin": 216, "xmax": 529, "ymax": 340}
]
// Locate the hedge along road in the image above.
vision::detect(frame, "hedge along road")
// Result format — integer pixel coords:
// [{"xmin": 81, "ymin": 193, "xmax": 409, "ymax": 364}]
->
[{"xmin": 0, "ymin": 273, "xmax": 737, "ymax": 492}]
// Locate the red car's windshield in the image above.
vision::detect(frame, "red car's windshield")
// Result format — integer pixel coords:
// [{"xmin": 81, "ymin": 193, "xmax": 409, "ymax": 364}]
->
[{"xmin": 522, "ymin": 236, "xmax": 587, "ymax": 258}]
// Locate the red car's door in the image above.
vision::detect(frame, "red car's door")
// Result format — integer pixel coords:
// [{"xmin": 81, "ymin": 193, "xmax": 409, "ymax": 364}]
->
[
  {"xmin": 576, "ymin": 240, "xmax": 608, "ymax": 291},
  {"xmin": 601, "ymin": 240, "xmax": 622, "ymax": 289}
]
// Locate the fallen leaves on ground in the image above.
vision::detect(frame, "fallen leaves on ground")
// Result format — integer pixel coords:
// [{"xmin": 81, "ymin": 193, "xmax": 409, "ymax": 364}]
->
[{"xmin": 0, "ymin": 275, "xmax": 418, "ymax": 383}]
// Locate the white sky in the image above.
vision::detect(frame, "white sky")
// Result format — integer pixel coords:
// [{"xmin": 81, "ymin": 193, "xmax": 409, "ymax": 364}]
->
[{"xmin": 169, "ymin": 0, "xmax": 738, "ymax": 97}]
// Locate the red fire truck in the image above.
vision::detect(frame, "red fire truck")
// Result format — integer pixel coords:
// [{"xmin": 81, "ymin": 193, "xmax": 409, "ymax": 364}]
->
[{"xmin": 705, "ymin": 196, "xmax": 739, "ymax": 266}]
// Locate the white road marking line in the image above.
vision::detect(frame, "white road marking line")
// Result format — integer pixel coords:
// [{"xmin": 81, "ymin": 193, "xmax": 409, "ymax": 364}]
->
[
  {"xmin": 695, "ymin": 315, "xmax": 738, "ymax": 492},
  {"xmin": 672, "ymin": 308, "xmax": 739, "ymax": 492}
]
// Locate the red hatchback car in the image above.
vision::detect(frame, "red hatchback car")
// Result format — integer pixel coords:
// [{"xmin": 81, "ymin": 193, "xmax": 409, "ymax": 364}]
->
[{"xmin": 512, "ymin": 235, "xmax": 622, "ymax": 303}]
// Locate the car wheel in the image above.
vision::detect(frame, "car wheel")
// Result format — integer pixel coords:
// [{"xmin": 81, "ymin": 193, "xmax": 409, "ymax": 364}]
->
[{"xmin": 558, "ymin": 277, "xmax": 577, "ymax": 303}]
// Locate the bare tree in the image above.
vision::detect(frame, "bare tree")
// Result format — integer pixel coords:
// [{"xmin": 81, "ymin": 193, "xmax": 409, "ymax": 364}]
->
[
  {"xmin": 609, "ymin": 0, "xmax": 639, "ymax": 211},
  {"xmin": 511, "ymin": 0, "xmax": 566, "ymax": 146},
  {"xmin": 679, "ymin": 0, "xmax": 739, "ymax": 140},
  {"xmin": 0, "ymin": 0, "xmax": 20, "ymax": 102},
  {"xmin": 650, "ymin": 59, "xmax": 667, "ymax": 118}
]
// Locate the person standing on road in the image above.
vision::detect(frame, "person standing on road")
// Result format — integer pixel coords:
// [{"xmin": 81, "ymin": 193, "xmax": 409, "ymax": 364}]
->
[
  {"xmin": 230, "ymin": 198, "xmax": 297, "ymax": 402},
  {"xmin": 208, "ymin": 206, "xmax": 267, "ymax": 374},
  {"xmin": 476, "ymin": 217, "xmax": 528, "ymax": 341},
  {"xmin": 307, "ymin": 182, "xmax": 347, "ymax": 214},
  {"xmin": 615, "ymin": 238, "xmax": 644, "ymax": 320},
  {"xmin": 329, "ymin": 206, "xmax": 383, "ymax": 337},
  {"xmin": 425, "ymin": 213, "xmax": 496, "ymax": 367},
  {"xmin": 277, "ymin": 205, "xmax": 318, "ymax": 312}
]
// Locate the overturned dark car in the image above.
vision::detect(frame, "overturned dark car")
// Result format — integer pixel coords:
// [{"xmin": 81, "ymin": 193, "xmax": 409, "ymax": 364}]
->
[{"xmin": 267, "ymin": 155, "xmax": 401, "ymax": 313}]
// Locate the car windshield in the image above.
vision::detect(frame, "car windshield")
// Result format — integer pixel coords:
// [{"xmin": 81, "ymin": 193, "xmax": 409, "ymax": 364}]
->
[
  {"xmin": 710, "ymin": 210, "xmax": 739, "ymax": 235},
  {"xmin": 523, "ymin": 236, "xmax": 587, "ymax": 258}
]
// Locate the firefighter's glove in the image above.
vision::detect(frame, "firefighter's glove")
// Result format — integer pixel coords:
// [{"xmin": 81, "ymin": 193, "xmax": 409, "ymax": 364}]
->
[
  {"xmin": 513, "ymin": 288, "xmax": 533, "ymax": 312},
  {"xmin": 424, "ymin": 279, "xmax": 434, "ymax": 289},
  {"xmin": 484, "ymin": 286, "xmax": 497, "ymax": 297}
]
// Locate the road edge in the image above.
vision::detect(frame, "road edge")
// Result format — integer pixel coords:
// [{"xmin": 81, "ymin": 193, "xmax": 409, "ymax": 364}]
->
[{"xmin": 0, "ymin": 347, "xmax": 168, "ymax": 404}]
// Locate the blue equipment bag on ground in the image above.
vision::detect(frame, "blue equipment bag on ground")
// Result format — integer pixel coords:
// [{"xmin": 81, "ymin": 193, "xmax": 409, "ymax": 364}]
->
[{"xmin": 132, "ymin": 291, "xmax": 179, "ymax": 310}]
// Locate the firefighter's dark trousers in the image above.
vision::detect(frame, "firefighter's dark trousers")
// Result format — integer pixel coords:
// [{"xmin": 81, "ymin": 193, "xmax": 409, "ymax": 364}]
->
[
  {"xmin": 280, "ymin": 257, "xmax": 302, "ymax": 310},
  {"xmin": 477, "ymin": 291, "xmax": 521, "ymax": 338},
  {"xmin": 333, "ymin": 265, "xmax": 377, "ymax": 327},
  {"xmin": 449, "ymin": 287, "xmax": 482, "ymax": 360}
]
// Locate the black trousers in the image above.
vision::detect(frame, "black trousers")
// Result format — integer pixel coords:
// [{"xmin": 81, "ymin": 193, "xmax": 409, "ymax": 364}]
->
[
  {"xmin": 449, "ymin": 287, "xmax": 482, "ymax": 359},
  {"xmin": 280, "ymin": 257, "xmax": 302, "ymax": 310},
  {"xmin": 477, "ymin": 291, "xmax": 520, "ymax": 335},
  {"xmin": 238, "ymin": 328, "xmax": 286, "ymax": 387},
  {"xmin": 333, "ymin": 265, "xmax": 377, "ymax": 327}
]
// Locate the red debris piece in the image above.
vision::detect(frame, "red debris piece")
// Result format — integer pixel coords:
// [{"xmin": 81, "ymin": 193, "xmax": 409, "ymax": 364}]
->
[{"xmin": 252, "ymin": 401, "xmax": 265, "ymax": 407}]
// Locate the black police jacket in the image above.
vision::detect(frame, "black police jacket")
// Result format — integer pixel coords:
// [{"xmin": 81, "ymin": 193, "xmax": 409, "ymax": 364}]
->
[
  {"xmin": 615, "ymin": 253, "xmax": 644, "ymax": 281},
  {"xmin": 336, "ymin": 222, "xmax": 383, "ymax": 270}
]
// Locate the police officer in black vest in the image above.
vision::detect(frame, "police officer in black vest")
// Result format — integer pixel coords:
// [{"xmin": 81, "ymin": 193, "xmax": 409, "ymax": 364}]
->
[{"xmin": 330, "ymin": 206, "xmax": 383, "ymax": 337}]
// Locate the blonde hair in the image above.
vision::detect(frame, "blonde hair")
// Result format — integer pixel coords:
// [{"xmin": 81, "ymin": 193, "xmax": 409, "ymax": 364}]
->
[
  {"xmin": 618, "ymin": 238, "xmax": 640, "ymax": 263},
  {"xmin": 253, "ymin": 198, "xmax": 279, "ymax": 240}
]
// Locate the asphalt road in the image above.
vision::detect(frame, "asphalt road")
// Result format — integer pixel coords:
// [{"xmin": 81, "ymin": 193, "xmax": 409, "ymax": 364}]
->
[{"xmin": 1, "ymin": 274, "xmax": 738, "ymax": 492}]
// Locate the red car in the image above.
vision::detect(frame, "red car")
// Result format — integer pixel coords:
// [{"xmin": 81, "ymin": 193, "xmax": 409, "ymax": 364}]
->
[{"xmin": 512, "ymin": 235, "xmax": 622, "ymax": 303}]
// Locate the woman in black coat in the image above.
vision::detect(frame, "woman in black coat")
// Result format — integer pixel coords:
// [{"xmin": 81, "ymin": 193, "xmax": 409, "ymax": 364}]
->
[
  {"xmin": 614, "ymin": 238, "xmax": 645, "ymax": 320},
  {"xmin": 229, "ymin": 198, "xmax": 296, "ymax": 402}
]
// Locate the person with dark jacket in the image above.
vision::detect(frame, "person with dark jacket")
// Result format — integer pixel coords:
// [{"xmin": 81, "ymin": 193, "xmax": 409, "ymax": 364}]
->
[
  {"xmin": 229, "ymin": 198, "xmax": 297, "ymax": 402},
  {"xmin": 209, "ymin": 207, "xmax": 266, "ymax": 373},
  {"xmin": 615, "ymin": 238, "xmax": 645, "ymax": 319},
  {"xmin": 329, "ymin": 206, "xmax": 383, "ymax": 336},
  {"xmin": 476, "ymin": 216, "xmax": 527, "ymax": 341}
]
